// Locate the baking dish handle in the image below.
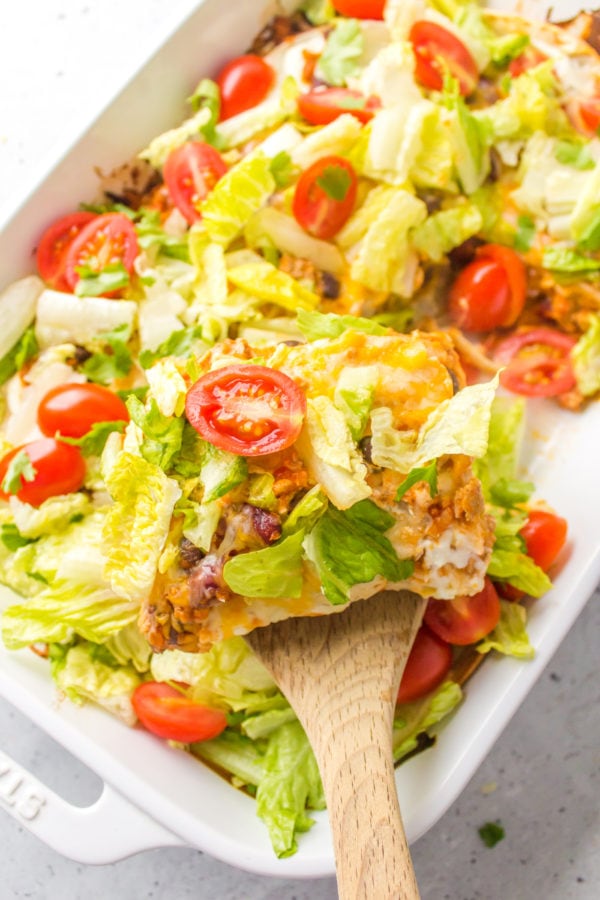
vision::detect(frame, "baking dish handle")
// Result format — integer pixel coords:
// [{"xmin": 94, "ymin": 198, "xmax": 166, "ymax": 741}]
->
[{"xmin": 0, "ymin": 748, "xmax": 185, "ymax": 863}]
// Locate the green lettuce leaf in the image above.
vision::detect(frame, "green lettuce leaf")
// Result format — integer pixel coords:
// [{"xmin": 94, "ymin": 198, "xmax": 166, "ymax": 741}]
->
[
  {"xmin": 304, "ymin": 499, "xmax": 414, "ymax": 606},
  {"xmin": 52, "ymin": 641, "xmax": 141, "ymax": 724},
  {"xmin": 0, "ymin": 326, "xmax": 38, "ymax": 388},
  {"xmin": 196, "ymin": 440, "xmax": 247, "ymax": 503},
  {"xmin": 192, "ymin": 730, "xmax": 265, "ymax": 788},
  {"xmin": 474, "ymin": 62, "xmax": 560, "ymax": 143},
  {"xmin": 223, "ymin": 531, "xmax": 305, "ymax": 599},
  {"xmin": 444, "ymin": 81, "xmax": 490, "ymax": 194},
  {"xmin": 104, "ymin": 622, "xmax": 152, "ymax": 673},
  {"xmin": 138, "ymin": 107, "xmax": 213, "ymax": 168},
  {"xmin": 296, "ymin": 309, "xmax": 387, "ymax": 341},
  {"xmin": 393, "ymin": 680, "xmax": 463, "ymax": 762},
  {"xmin": 572, "ymin": 314, "xmax": 600, "ymax": 397},
  {"xmin": 255, "ymin": 721, "xmax": 325, "ymax": 858},
  {"xmin": 395, "ymin": 460, "xmax": 438, "ymax": 502},
  {"xmin": 8, "ymin": 493, "xmax": 93, "ymax": 539},
  {"xmin": 1, "ymin": 582, "xmax": 137, "ymax": 650},
  {"xmin": 178, "ymin": 498, "xmax": 221, "ymax": 553},
  {"xmin": 569, "ymin": 161, "xmax": 600, "ymax": 251},
  {"xmin": 486, "ymin": 535, "xmax": 551, "ymax": 597},
  {"xmin": 126, "ymin": 396, "xmax": 185, "ymax": 472},
  {"xmin": 542, "ymin": 246, "xmax": 600, "ymax": 274},
  {"xmin": 103, "ymin": 452, "xmax": 182, "ymax": 602},
  {"xmin": 200, "ymin": 153, "xmax": 275, "ymax": 246},
  {"xmin": 241, "ymin": 706, "xmax": 298, "ymax": 741},
  {"xmin": 412, "ymin": 203, "xmax": 483, "ymax": 262},
  {"xmin": 150, "ymin": 636, "xmax": 276, "ymax": 711},
  {"xmin": 317, "ymin": 17, "xmax": 363, "ymax": 86},
  {"xmin": 227, "ymin": 261, "xmax": 320, "ymax": 311},
  {"xmin": 281, "ymin": 486, "xmax": 328, "ymax": 537},
  {"xmin": 300, "ymin": 0, "xmax": 335, "ymax": 25},
  {"xmin": 473, "ymin": 395, "xmax": 526, "ymax": 499},
  {"xmin": 476, "ymin": 599, "xmax": 534, "ymax": 659}
]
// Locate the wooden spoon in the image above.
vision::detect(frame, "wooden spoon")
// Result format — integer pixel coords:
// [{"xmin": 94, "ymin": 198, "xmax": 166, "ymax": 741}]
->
[{"xmin": 246, "ymin": 589, "xmax": 426, "ymax": 900}]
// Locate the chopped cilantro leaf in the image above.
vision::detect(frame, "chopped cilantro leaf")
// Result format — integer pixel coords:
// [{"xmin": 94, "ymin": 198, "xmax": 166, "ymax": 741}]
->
[
  {"xmin": 186, "ymin": 77, "xmax": 225, "ymax": 149},
  {"xmin": 139, "ymin": 325, "xmax": 206, "ymax": 369},
  {"xmin": 316, "ymin": 165, "xmax": 352, "ymax": 202},
  {"xmin": 0, "ymin": 524, "xmax": 37, "ymax": 552},
  {"xmin": 513, "ymin": 215, "xmax": 535, "ymax": 252},
  {"xmin": 395, "ymin": 461, "xmax": 438, "ymax": 502},
  {"xmin": 554, "ymin": 140, "xmax": 595, "ymax": 171},
  {"xmin": 59, "ymin": 420, "xmax": 127, "ymax": 457},
  {"xmin": 1, "ymin": 450, "xmax": 36, "ymax": 495},
  {"xmin": 0, "ymin": 327, "xmax": 38, "ymax": 387},
  {"xmin": 270, "ymin": 151, "xmax": 299, "ymax": 189},
  {"xmin": 74, "ymin": 261, "xmax": 130, "ymax": 298},
  {"xmin": 80, "ymin": 324, "xmax": 134, "ymax": 385},
  {"xmin": 478, "ymin": 821, "xmax": 505, "ymax": 848}
]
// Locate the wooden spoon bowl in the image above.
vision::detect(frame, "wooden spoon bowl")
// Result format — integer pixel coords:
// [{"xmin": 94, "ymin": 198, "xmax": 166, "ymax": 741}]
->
[{"xmin": 246, "ymin": 589, "xmax": 426, "ymax": 900}]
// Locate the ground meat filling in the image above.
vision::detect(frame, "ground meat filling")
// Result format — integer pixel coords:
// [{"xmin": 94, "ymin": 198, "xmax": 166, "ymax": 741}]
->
[{"xmin": 140, "ymin": 497, "xmax": 291, "ymax": 652}]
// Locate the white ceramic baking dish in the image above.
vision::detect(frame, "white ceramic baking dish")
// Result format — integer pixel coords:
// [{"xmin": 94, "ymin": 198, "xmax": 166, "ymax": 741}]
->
[{"xmin": 1, "ymin": 0, "xmax": 599, "ymax": 879}]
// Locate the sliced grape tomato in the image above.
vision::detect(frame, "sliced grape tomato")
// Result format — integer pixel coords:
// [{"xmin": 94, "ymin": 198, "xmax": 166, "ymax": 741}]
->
[
  {"xmin": 449, "ymin": 243, "xmax": 526, "ymax": 332},
  {"xmin": 397, "ymin": 625, "xmax": 453, "ymax": 704},
  {"xmin": 409, "ymin": 20, "xmax": 478, "ymax": 96},
  {"xmin": 63, "ymin": 212, "xmax": 139, "ymax": 295},
  {"xmin": 0, "ymin": 439, "xmax": 86, "ymax": 508},
  {"xmin": 298, "ymin": 87, "xmax": 381, "ymax": 126},
  {"xmin": 494, "ymin": 328, "xmax": 577, "ymax": 397},
  {"xmin": 36, "ymin": 211, "xmax": 97, "ymax": 291},
  {"xmin": 37, "ymin": 383, "xmax": 130, "ymax": 440},
  {"xmin": 132, "ymin": 682, "xmax": 227, "ymax": 743},
  {"xmin": 162, "ymin": 142, "xmax": 228, "ymax": 225},
  {"xmin": 292, "ymin": 155, "xmax": 358, "ymax": 240},
  {"xmin": 216, "ymin": 54, "xmax": 275, "ymax": 120},
  {"xmin": 185, "ymin": 364, "xmax": 307, "ymax": 457},
  {"xmin": 520, "ymin": 509, "xmax": 568, "ymax": 572},
  {"xmin": 424, "ymin": 578, "xmax": 501, "ymax": 646}
]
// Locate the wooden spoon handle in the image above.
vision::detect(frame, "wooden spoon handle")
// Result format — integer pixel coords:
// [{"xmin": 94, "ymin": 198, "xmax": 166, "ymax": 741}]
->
[{"xmin": 247, "ymin": 590, "xmax": 426, "ymax": 900}]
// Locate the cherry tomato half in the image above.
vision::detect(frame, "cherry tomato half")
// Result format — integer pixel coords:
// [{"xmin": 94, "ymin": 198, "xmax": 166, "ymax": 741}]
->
[
  {"xmin": 568, "ymin": 96, "xmax": 600, "ymax": 138},
  {"xmin": 63, "ymin": 212, "xmax": 139, "ymax": 295},
  {"xmin": 520, "ymin": 509, "xmax": 567, "ymax": 572},
  {"xmin": 493, "ymin": 328, "xmax": 577, "ymax": 397},
  {"xmin": 508, "ymin": 46, "xmax": 547, "ymax": 78},
  {"xmin": 332, "ymin": 0, "xmax": 385, "ymax": 18},
  {"xmin": 216, "ymin": 54, "xmax": 275, "ymax": 121},
  {"xmin": 292, "ymin": 155, "xmax": 358, "ymax": 240},
  {"xmin": 449, "ymin": 244, "xmax": 527, "ymax": 333},
  {"xmin": 185, "ymin": 365, "xmax": 307, "ymax": 457},
  {"xmin": 36, "ymin": 211, "xmax": 97, "ymax": 292},
  {"xmin": 163, "ymin": 142, "xmax": 228, "ymax": 225},
  {"xmin": 397, "ymin": 625, "xmax": 453, "ymax": 704},
  {"xmin": 424, "ymin": 578, "xmax": 501, "ymax": 646},
  {"xmin": 132, "ymin": 682, "xmax": 227, "ymax": 743},
  {"xmin": 298, "ymin": 88, "xmax": 381, "ymax": 126},
  {"xmin": 37, "ymin": 383, "xmax": 129, "ymax": 440},
  {"xmin": 0, "ymin": 439, "xmax": 86, "ymax": 507},
  {"xmin": 409, "ymin": 21, "xmax": 478, "ymax": 96}
]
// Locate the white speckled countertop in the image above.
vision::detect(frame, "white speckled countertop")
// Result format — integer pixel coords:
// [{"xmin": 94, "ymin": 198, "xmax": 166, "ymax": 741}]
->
[{"xmin": 1, "ymin": 2, "xmax": 599, "ymax": 898}]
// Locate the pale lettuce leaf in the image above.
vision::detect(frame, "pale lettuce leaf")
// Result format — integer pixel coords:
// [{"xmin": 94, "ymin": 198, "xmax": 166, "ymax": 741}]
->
[
  {"xmin": 370, "ymin": 375, "xmax": 499, "ymax": 472},
  {"xmin": 572, "ymin": 314, "xmax": 600, "ymax": 397},
  {"xmin": 476, "ymin": 599, "xmax": 534, "ymax": 659},
  {"xmin": 103, "ymin": 452, "xmax": 182, "ymax": 602}
]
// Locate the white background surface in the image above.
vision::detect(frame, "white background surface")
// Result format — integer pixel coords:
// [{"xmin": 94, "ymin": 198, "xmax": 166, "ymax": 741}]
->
[{"xmin": 0, "ymin": 1, "xmax": 599, "ymax": 898}]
